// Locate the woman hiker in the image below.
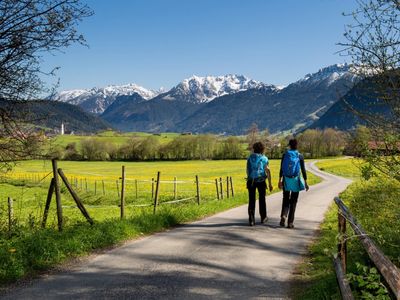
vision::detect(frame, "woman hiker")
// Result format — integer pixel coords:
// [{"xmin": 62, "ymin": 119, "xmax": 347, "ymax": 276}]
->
[
  {"xmin": 278, "ymin": 139, "xmax": 309, "ymax": 228},
  {"xmin": 246, "ymin": 141, "xmax": 273, "ymax": 226}
]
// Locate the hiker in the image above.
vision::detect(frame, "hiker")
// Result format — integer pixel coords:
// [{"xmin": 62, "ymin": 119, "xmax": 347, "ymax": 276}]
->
[
  {"xmin": 278, "ymin": 139, "xmax": 309, "ymax": 229},
  {"xmin": 246, "ymin": 141, "xmax": 273, "ymax": 226}
]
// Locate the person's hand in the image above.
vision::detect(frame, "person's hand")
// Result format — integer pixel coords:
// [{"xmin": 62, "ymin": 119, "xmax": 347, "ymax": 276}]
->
[
  {"xmin": 305, "ymin": 182, "xmax": 309, "ymax": 191},
  {"xmin": 278, "ymin": 181, "xmax": 283, "ymax": 190},
  {"xmin": 269, "ymin": 184, "xmax": 273, "ymax": 192}
]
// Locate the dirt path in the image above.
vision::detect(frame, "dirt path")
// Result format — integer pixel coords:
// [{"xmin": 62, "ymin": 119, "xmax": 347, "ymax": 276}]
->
[{"xmin": 1, "ymin": 162, "xmax": 351, "ymax": 299}]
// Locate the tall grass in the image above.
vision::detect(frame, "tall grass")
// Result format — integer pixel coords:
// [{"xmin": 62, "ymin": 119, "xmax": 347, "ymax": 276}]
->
[{"xmin": 293, "ymin": 159, "xmax": 399, "ymax": 299}]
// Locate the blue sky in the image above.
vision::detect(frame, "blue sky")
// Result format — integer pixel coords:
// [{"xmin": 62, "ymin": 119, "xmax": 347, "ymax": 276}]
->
[{"xmin": 42, "ymin": 0, "xmax": 359, "ymax": 91}]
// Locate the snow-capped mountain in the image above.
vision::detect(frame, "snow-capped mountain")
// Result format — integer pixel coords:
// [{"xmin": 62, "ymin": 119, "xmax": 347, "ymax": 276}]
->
[
  {"xmin": 295, "ymin": 63, "xmax": 358, "ymax": 87},
  {"xmin": 55, "ymin": 75, "xmax": 275, "ymax": 114},
  {"xmin": 53, "ymin": 83, "xmax": 163, "ymax": 114},
  {"xmin": 53, "ymin": 63, "xmax": 361, "ymax": 134},
  {"xmin": 156, "ymin": 74, "xmax": 276, "ymax": 104}
]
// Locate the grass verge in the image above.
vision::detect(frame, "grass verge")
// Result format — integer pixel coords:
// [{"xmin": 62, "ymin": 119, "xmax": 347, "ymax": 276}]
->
[
  {"xmin": 292, "ymin": 159, "xmax": 400, "ymax": 299},
  {"xmin": 0, "ymin": 195, "xmax": 248, "ymax": 285}
]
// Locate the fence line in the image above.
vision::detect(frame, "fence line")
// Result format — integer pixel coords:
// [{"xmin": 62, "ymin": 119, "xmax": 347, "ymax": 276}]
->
[
  {"xmin": 2, "ymin": 161, "xmax": 238, "ymax": 231},
  {"xmin": 333, "ymin": 197, "xmax": 400, "ymax": 300}
]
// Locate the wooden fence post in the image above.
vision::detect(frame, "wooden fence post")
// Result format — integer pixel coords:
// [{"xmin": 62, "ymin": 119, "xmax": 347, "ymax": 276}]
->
[
  {"xmin": 151, "ymin": 178, "xmax": 155, "ymax": 199},
  {"xmin": 335, "ymin": 197, "xmax": 400, "ymax": 299},
  {"xmin": 52, "ymin": 159, "xmax": 63, "ymax": 231},
  {"xmin": 333, "ymin": 255, "xmax": 355, "ymax": 300},
  {"xmin": 195, "ymin": 175, "xmax": 200, "ymax": 205},
  {"xmin": 230, "ymin": 176, "xmax": 234, "ymax": 197},
  {"xmin": 215, "ymin": 178, "xmax": 220, "ymax": 200},
  {"xmin": 94, "ymin": 180, "xmax": 97, "ymax": 195},
  {"xmin": 338, "ymin": 212, "xmax": 347, "ymax": 273},
  {"xmin": 58, "ymin": 169, "xmax": 93, "ymax": 225},
  {"xmin": 85, "ymin": 178, "xmax": 88, "ymax": 192},
  {"xmin": 219, "ymin": 177, "xmax": 224, "ymax": 199},
  {"xmin": 120, "ymin": 166, "xmax": 126, "ymax": 219},
  {"xmin": 102, "ymin": 180, "xmax": 105, "ymax": 195},
  {"xmin": 174, "ymin": 177, "xmax": 177, "ymax": 200},
  {"xmin": 153, "ymin": 172, "xmax": 161, "ymax": 214},
  {"xmin": 8, "ymin": 197, "xmax": 13, "ymax": 231},
  {"xmin": 226, "ymin": 176, "xmax": 230, "ymax": 198},
  {"xmin": 42, "ymin": 178, "xmax": 55, "ymax": 228}
]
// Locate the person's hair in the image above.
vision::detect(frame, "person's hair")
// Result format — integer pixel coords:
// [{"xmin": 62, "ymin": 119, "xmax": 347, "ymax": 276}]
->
[
  {"xmin": 288, "ymin": 139, "xmax": 298, "ymax": 150},
  {"xmin": 252, "ymin": 141, "xmax": 265, "ymax": 154}
]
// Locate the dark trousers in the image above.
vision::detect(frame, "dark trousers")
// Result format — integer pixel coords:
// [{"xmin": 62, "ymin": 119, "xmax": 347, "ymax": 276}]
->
[
  {"xmin": 247, "ymin": 180, "xmax": 267, "ymax": 220},
  {"xmin": 281, "ymin": 191, "xmax": 299, "ymax": 224}
]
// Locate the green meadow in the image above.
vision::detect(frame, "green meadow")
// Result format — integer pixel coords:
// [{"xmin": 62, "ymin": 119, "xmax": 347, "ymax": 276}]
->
[
  {"xmin": 51, "ymin": 130, "xmax": 181, "ymax": 147},
  {"xmin": 316, "ymin": 157, "xmax": 364, "ymax": 179},
  {"xmin": 0, "ymin": 158, "xmax": 320, "ymax": 284},
  {"xmin": 293, "ymin": 158, "xmax": 399, "ymax": 300}
]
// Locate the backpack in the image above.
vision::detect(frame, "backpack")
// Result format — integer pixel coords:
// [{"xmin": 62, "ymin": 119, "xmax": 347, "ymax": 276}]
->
[
  {"xmin": 248, "ymin": 154, "xmax": 266, "ymax": 180},
  {"xmin": 282, "ymin": 150, "xmax": 300, "ymax": 178}
]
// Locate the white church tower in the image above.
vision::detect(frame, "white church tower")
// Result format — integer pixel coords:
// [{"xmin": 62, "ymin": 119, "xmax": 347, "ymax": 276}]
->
[{"xmin": 61, "ymin": 122, "xmax": 65, "ymax": 135}]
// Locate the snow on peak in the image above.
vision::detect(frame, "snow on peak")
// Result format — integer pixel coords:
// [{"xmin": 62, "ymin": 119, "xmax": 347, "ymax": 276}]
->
[
  {"xmin": 53, "ymin": 83, "xmax": 163, "ymax": 114},
  {"xmin": 56, "ymin": 83, "xmax": 161, "ymax": 102},
  {"xmin": 298, "ymin": 63, "xmax": 357, "ymax": 86},
  {"xmin": 163, "ymin": 74, "xmax": 274, "ymax": 103}
]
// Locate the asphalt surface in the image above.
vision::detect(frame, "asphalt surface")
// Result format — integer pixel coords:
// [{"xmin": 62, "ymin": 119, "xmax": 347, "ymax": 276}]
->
[{"xmin": 2, "ymin": 162, "xmax": 352, "ymax": 300}]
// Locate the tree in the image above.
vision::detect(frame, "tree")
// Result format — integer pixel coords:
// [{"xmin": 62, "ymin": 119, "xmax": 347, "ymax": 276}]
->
[
  {"xmin": 262, "ymin": 129, "xmax": 282, "ymax": 159},
  {"xmin": 339, "ymin": 0, "xmax": 400, "ymax": 180},
  {"xmin": 80, "ymin": 139, "xmax": 109, "ymax": 161},
  {"xmin": 63, "ymin": 142, "xmax": 82, "ymax": 160},
  {"xmin": 197, "ymin": 135, "xmax": 217, "ymax": 160},
  {"xmin": 246, "ymin": 123, "xmax": 260, "ymax": 151},
  {"xmin": 297, "ymin": 129, "xmax": 323, "ymax": 158},
  {"xmin": 321, "ymin": 128, "xmax": 346, "ymax": 156},
  {"xmin": 344, "ymin": 126, "xmax": 371, "ymax": 157},
  {"xmin": 0, "ymin": 0, "xmax": 92, "ymax": 170},
  {"xmin": 136, "ymin": 136, "xmax": 160, "ymax": 160}
]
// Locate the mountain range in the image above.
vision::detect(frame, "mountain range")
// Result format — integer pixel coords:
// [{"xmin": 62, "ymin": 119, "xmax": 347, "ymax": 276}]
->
[
  {"xmin": 54, "ymin": 84, "xmax": 163, "ymax": 114},
  {"xmin": 51, "ymin": 63, "xmax": 361, "ymax": 134}
]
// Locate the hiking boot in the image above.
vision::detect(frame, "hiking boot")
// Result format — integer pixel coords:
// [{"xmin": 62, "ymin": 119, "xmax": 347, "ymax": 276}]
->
[
  {"xmin": 249, "ymin": 215, "xmax": 255, "ymax": 226},
  {"xmin": 280, "ymin": 217, "xmax": 286, "ymax": 227},
  {"xmin": 248, "ymin": 210, "xmax": 255, "ymax": 226},
  {"xmin": 287, "ymin": 223, "xmax": 294, "ymax": 229},
  {"xmin": 261, "ymin": 217, "xmax": 268, "ymax": 224}
]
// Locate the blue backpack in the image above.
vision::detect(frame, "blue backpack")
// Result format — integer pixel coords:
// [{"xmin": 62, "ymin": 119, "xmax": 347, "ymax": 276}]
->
[
  {"xmin": 248, "ymin": 154, "xmax": 266, "ymax": 180},
  {"xmin": 282, "ymin": 150, "xmax": 300, "ymax": 178}
]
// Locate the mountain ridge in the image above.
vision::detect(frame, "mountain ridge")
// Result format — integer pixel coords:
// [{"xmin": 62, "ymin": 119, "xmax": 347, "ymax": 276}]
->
[
  {"xmin": 0, "ymin": 99, "xmax": 110, "ymax": 133},
  {"xmin": 101, "ymin": 64, "xmax": 359, "ymax": 134},
  {"xmin": 53, "ymin": 83, "xmax": 163, "ymax": 114}
]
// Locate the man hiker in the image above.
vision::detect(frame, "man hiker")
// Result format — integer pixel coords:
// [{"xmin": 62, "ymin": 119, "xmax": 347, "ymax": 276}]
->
[
  {"xmin": 278, "ymin": 139, "xmax": 309, "ymax": 228},
  {"xmin": 246, "ymin": 141, "xmax": 273, "ymax": 226}
]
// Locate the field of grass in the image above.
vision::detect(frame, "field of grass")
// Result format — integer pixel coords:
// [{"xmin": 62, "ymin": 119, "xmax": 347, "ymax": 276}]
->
[
  {"xmin": 316, "ymin": 157, "xmax": 364, "ymax": 179},
  {"xmin": 51, "ymin": 130, "xmax": 181, "ymax": 147},
  {"xmin": 293, "ymin": 158, "xmax": 399, "ymax": 299},
  {"xmin": 0, "ymin": 159, "xmax": 320, "ymax": 284},
  {"xmin": 5, "ymin": 159, "xmax": 321, "ymax": 201}
]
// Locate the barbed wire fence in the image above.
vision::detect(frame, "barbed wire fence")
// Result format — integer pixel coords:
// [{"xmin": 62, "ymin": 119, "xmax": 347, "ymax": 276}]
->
[{"xmin": 1, "ymin": 161, "xmax": 238, "ymax": 232}]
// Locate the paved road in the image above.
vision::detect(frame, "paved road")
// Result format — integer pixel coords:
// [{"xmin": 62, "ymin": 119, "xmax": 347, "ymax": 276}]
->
[{"xmin": 2, "ymin": 162, "xmax": 351, "ymax": 300}]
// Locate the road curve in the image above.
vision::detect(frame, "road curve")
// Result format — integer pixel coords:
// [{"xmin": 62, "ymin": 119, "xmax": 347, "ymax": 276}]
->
[{"xmin": 1, "ymin": 162, "xmax": 352, "ymax": 299}]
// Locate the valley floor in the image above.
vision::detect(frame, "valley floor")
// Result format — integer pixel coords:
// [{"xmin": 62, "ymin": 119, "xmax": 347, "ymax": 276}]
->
[{"xmin": 0, "ymin": 162, "xmax": 351, "ymax": 299}]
